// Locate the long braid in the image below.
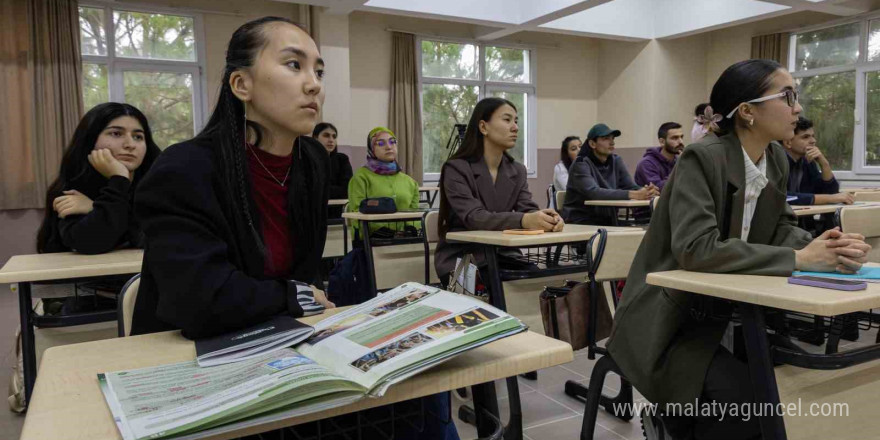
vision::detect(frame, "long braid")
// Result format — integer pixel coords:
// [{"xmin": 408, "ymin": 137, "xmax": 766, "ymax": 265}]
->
[{"xmin": 224, "ymin": 92, "xmax": 265, "ymax": 255}]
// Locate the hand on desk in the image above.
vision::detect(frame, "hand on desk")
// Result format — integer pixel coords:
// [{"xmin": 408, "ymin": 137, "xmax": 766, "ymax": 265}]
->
[
  {"xmin": 522, "ymin": 209, "xmax": 564, "ymax": 232},
  {"xmin": 629, "ymin": 184, "xmax": 660, "ymax": 200},
  {"xmin": 795, "ymin": 228, "xmax": 872, "ymax": 274},
  {"xmin": 308, "ymin": 285, "xmax": 336, "ymax": 311}
]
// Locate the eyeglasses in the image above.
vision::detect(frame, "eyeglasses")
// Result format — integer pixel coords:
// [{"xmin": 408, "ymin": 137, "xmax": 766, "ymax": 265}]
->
[
  {"xmin": 374, "ymin": 138, "xmax": 398, "ymax": 147},
  {"xmin": 725, "ymin": 89, "xmax": 799, "ymax": 119}
]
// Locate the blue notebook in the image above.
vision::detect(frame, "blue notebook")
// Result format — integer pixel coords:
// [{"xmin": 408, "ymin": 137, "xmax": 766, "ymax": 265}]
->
[{"xmin": 793, "ymin": 266, "xmax": 880, "ymax": 280}]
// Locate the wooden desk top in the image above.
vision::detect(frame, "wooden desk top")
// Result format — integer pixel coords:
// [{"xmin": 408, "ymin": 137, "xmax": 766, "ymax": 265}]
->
[
  {"xmin": 328, "ymin": 199, "xmax": 348, "ymax": 206},
  {"xmin": 777, "ymin": 358, "xmax": 880, "ymax": 440},
  {"xmin": 791, "ymin": 202, "xmax": 880, "ymax": 216},
  {"xmin": 21, "ymin": 307, "xmax": 573, "ymax": 440},
  {"xmin": 0, "ymin": 249, "xmax": 143, "ymax": 284},
  {"xmin": 646, "ymin": 267, "xmax": 880, "ymax": 316},
  {"xmin": 342, "ymin": 210, "xmax": 429, "ymax": 221},
  {"xmin": 418, "ymin": 186, "xmax": 440, "ymax": 191},
  {"xmin": 842, "ymin": 187, "xmax": 880, "ymax": 192},
  {"xmin": 583, "ymin": 199, "xmax": 651, "ymax": 207},
  {"xmin": 791, "ymin": 205, "xmax": 842, "ymax": 216},
  {"xmin": 446, "ymin": 224, "xmax": 643, "ymax": 247}
]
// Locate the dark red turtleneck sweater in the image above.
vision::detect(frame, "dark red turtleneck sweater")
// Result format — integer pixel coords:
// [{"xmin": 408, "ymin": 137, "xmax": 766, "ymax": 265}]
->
[{"xmin": 246, "ymin": 145, "xmax": 293, "ymax": 278}]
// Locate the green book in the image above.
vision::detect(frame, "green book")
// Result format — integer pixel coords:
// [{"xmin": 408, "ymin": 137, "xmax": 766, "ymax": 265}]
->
[{"xmin": 98, "ymin": 282, "xmax": 526, "ymax": 440}]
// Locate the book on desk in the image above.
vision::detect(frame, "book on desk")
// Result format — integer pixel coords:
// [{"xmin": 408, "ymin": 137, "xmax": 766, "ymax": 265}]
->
[{"xmin": 98, "ymin": 282, "xmax": 526, "ymax": 440}]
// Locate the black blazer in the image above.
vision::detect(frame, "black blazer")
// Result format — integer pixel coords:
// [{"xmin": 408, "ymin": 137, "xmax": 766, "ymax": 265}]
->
[
  {"xmin": 327, "ymin": 151, "xmax": 353, "ymax": 217},
  {"xmin": 131, "ymin": 135, "xmax": 329, "ymax": 338},
  {"xmin": 41, "ymin": 175, "xmax": 143, "ymax": 254}
]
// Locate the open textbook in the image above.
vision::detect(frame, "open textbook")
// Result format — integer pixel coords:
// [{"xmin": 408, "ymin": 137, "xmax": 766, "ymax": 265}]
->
[{"xmin": 98, "ymin": 282, "xmax": 526, "ymax": 440}]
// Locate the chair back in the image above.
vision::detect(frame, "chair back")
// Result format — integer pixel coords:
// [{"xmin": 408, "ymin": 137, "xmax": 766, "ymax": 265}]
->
[
  {"xmin": 547, "ymin": 185, "xmax": 556, "ymax": 209},
  {"xmin": 117, "ymin": 274, "xmax": 141, "ymax": 337},
  {"xmin": 839, "ymin": 205, "xmax": 880, "ymax": 262},
  {"xmin": 555, "ymin": 190, "xmax": 566, "ymax": 212}
]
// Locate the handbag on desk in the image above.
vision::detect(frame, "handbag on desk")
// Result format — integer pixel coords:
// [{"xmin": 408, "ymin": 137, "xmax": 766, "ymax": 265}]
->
[
  {"xmin": 539, "ymin": 281, "xmax": 613, "ymax": 351},
  {"xmin": 359, "ymin": 197, "xmax": 397, "ymax": 214}
]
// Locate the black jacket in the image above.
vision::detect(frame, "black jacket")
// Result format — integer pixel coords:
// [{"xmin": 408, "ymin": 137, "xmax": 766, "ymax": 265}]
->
[
  {"xmin": 327, "ymin": 151, "xmax": 353, "ymax": 217},
  {"xmin": 41, "ymin": 174, "xmax": 144, "ymax": 254},
  {"xmin": 563, "ymin": 149, "xmax": 639, "ymax": 225},
  {"xmin": 786, "ymin": 153, "xmax": 839, "ymax": 205},
  {"xmin": 131, "ymin": 135, "xmax": 329, "ymax": 338}
]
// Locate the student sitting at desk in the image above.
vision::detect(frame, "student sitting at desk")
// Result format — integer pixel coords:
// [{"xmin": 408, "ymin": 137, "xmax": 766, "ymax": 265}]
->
[
  {"xmin": 37, "ymin": 102, "xmax": 161, "ymax": 254},
  {"xmin": 131, "ymin": 18, "xmax": 457, "ymax": 440},
  {"xmin": 312, "ymin": 121, "xmax": 352, "ymax": 218},
  {"xmin": 131, "ymin": 17, "xmax": 334, "ymax": 339},
  {"xmin": 607, "ymin": 59, "xmax": 871, "ymax": 440},
  {"xmin": 346, "ymin": 126, "xmax": 420, "ymax": 236},
  {"xmin": 553, "ymin": 135, "xmax": 582, "ymax": 192},
  {"xmin": 782, "ymin": 116, "xmax": 853, "ymax": 206},
  {"xmin": 435, "ymin": 97, "xmax": 563, "ymax": 285},
  {"xmin": 562, "ymin": 123, "xmax": 659, "ymax": 225}
]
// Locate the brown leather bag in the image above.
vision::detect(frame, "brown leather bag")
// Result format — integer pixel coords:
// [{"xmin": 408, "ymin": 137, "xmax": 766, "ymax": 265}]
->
[{"xmin": 540, "ymin": 281, "xmax": 613, "ymax": 351}]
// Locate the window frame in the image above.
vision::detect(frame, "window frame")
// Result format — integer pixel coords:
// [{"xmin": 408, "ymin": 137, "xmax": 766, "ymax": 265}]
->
[
  {"xmin": 79, "ymin": 1, "xmax": 208, "ymax": 138},
  {"xmin": 789, "ymin": 13, "xmax": 880, "ymax": 179},
  {"xmin": 417, "ymin": 36, "xmax": 537, "ymax": 182}
]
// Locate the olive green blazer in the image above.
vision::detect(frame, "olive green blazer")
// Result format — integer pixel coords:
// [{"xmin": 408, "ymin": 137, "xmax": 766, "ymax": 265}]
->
[{"xmin": 606, "ymin": 132, "xmax": 813, "ymax": 406}]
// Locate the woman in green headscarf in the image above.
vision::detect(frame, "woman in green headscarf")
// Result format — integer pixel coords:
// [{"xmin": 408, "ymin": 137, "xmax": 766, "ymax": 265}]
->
[{"xmin": 347, "ymin": 127, "xmax": 420, "ymax": 236}]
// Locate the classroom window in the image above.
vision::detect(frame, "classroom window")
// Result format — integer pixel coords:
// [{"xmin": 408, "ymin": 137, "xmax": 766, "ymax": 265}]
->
[
  {"xmin": 790, "ymin": 17, "xmax": 880, "ymax": 177},
  {"xmin": 419, "ymin": 39, "xmax": 536, "ymax": 179},
  {"xmin": 78, "ymin": 5, "xmax": 204, "ymax": 149}
]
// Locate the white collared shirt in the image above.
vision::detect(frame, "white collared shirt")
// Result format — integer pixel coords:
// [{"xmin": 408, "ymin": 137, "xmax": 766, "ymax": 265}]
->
[{"xmin": 741, "ymin": 146, "xmax": 768, "ymax": 242}]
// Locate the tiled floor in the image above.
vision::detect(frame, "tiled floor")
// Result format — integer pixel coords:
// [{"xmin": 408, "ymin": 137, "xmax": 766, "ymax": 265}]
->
[{"xmin": 0, "ymin": 286, "xmax": 876, "ymax": 440}]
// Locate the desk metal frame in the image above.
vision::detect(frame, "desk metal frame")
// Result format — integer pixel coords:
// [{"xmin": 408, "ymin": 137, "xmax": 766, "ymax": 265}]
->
[{"xmin": 17, "ymin": 274, "xmax": 137, "ymax": 405}]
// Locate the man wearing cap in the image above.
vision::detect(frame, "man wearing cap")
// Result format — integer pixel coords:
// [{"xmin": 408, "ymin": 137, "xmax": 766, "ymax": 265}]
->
[{"xmin": 562, "ymin": 123, "xmax": 659, "ymax": 225}]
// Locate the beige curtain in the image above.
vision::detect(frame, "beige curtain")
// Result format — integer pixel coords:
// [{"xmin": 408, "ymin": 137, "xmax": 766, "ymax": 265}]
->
[
  {"xmin": 0, "ymin": 0, "xmax": 82, "ymax": 210},
  {"xmin": 388, "ymin": 32, "xmax": 423, "ymax": 184},
  {"xmin": 751, "ymin": 33, "xmax": 789, "ymax": 65}
]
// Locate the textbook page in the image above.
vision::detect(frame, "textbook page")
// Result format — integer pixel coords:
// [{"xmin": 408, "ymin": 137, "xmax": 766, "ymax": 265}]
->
[
  {"xmin": 298, "ymin": 283, "xmax": 525, "ymax": 395},
  {"xmin": 99, "ymin": 349, "xmax": 364, "ymax": 440}
]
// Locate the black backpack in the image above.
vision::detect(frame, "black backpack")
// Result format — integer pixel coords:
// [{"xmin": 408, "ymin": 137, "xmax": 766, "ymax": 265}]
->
[{"xmin": 327, "ymin": 248, "xmax": 375, "ymax": 306}]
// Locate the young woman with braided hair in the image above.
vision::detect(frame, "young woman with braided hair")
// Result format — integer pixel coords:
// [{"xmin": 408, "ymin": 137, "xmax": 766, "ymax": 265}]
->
[
  {"xmin": 130, "ymin": 17, "xmax": 459, "ymax": 440},
  {"xmin": 130, "ymin": 17, "xmax": 334, "ymax": 338}
]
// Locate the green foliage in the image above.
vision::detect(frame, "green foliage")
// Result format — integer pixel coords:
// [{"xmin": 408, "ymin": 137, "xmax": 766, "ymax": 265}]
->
[
  {"xmin": 866, "ymin": 72, "xmax": 880, "ymax": 166},
  {"xmin": 795, "ymin": 22, "xmax": 860, "ymax": 71},
  {"xmin": 82, "ymin": 63, "xmax": 108, "ymax": 112},
  {"xmin": 79, "ymin": 8, "xmax": 196, "ymax": 148},
  {"xmin": 422, "ymin": 84, "xmax": 478, "ymax": 173},
  {"xmin": 485, "ymin": 47, "xmax": 528, "ymax": 83},
  {"xmin": 421, "ymin": 41, "xmax": 478, "ymax": 80},
  {"xmin": 798, "ymin": 72, "xmax": 854, "ymax": 170},
  {"xmin": 79, "ymin": 7, "xmax": 106, "ymax": 56},
  {"xmin": 113, "ymin": 10, "xmax": 195, "ymax": 61},
  {"xmin": 124, "ymin": 71, "xmax": 194, "ymax": 149}
]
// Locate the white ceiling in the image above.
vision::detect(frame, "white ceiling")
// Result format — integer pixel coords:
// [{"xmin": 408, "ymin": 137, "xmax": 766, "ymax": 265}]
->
[{"xmin": 291, "ymin": 0, "xmax": 870, "ymax": 41}]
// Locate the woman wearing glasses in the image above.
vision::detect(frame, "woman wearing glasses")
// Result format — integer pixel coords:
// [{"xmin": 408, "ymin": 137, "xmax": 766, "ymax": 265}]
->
[
  {"xmin": 347, "ymin": 126, "xmax": 420, "ymax": 236},
  {"xmin": 606, "ymin": 59, "xmax": 871, "ymax": 439}
]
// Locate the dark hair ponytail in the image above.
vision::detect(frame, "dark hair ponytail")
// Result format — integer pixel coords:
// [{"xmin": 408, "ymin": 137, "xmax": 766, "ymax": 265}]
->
[
  {"xmin": 197, "ymin": 16, "xmax": 324, "ymax": 268},
  {"xmin": 710, "ymin": 59, "xmax": 783, "ymax": 135},
  {"xmin": 197, "ymin": 16, "xmax": 300, "ymax": 256},
  {"xmin": 37, "ymin": 102, "xmax": 161, "ymax": 253},
  {"xmin": 438, "ymin": 97, "xmax": 516, "ymax": 238}
]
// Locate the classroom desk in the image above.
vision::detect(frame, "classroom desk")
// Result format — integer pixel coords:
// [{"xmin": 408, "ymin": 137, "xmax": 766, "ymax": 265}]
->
[
  {"xmin": 0, "ymin": 249, "xmax": 143, "ymax": 406},
  {"xmin": 342, "ymin": 211, "xmax": 431, "ymax": 294},
  {"xmin": 328, "ymin": 199, "xmax": 348, "ymax": 206},
  {"xmin": 419, "ymin": 186, "xmax": 440, "ymax": 206},
  {"xmin": 20, "ymin": 307, "xmax": 574, "ymax": 440},
  {"xmin": 646, "ymin": 269, "xmax": 880, "ymax": 440},
  {"xmin": 583, "ymin": 198, "xmax": 653, "ymax": 226},
  {"xmin": 790, "ymin": 204, "xmax": 844, "ymax": 216}
]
